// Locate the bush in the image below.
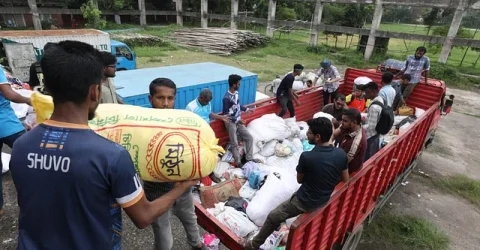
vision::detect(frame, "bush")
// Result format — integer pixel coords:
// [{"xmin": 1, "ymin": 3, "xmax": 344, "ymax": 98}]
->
[{"xmin": 430, "ymin": 63, "xmax": 480, "ymax": 88}]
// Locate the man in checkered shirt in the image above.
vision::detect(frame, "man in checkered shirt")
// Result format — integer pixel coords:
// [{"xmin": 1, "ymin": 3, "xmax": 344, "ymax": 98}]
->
[{"xmin": 396, "ymin": 46, "xmax": 430, "ymax": 101}]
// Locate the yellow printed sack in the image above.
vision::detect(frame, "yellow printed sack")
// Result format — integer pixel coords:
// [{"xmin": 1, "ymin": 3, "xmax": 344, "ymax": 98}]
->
[
  {"xmin": 31, "ymin": 92, "xmax": 54, "ymax": 124},
  {"xmin": 31, "ymin": 92, "xmax": 225, "ymax": 182}
]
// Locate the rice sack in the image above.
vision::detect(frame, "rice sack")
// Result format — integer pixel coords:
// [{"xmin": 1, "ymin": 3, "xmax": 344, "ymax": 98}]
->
[{"xmin": 31, "ymin": 92, "xmax": 225, "ymax": 182}]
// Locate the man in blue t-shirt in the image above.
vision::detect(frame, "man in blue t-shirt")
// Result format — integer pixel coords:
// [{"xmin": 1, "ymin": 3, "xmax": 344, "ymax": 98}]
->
[
  {"xmin": 9, "ymin": 41, "xmax": 197, "ymax": 250},
  {"xmin": 0, "ymin": 67, "xmax": 31, "ymax": 215},
  {"xmin": 186, "ymin": 88, "xmax": 229, "ymax": 124},
  {"xmin": 245, "ymin": 117, "xmax": 349, "ymax": 250},
  {"xmin": 276, "ymin": 64, "xmax": 303, "ymax": 118}
]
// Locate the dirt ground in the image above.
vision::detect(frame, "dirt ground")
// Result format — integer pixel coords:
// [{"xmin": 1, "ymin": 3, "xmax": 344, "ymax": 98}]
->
[{"xmin": 1, "ymin": 84, "xmax": 479, "ymax": 250}]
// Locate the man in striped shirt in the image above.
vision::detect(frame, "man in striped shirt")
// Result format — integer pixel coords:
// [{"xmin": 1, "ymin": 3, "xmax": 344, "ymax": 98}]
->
[{"xmin": 396, "ymin": 46, "xmax": 430, "ymax": 101}]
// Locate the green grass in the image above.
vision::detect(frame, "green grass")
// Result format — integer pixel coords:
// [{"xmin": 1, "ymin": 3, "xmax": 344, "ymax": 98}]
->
[
  {"xmin": 432, "ymin": 175, "xmax": 480, "ymax": 206},
  {"xmin": 363, "ymin": 212, "xmax": 449, "ymax": 250},
  {"xmin": 129, "ymin": 23, "xmax": 479, "ymax": 87}
]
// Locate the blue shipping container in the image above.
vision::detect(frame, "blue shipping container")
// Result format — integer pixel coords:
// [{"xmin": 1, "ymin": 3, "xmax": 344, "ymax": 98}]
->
[{"xmin": 115, "ymin": 62, "xmax": 258, "ymax": 113}]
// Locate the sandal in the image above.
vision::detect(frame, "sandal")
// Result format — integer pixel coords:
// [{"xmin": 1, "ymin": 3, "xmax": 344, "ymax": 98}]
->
[{"xmin": 241, "ymin": 239, "xmax": 256, "ymax": 250}]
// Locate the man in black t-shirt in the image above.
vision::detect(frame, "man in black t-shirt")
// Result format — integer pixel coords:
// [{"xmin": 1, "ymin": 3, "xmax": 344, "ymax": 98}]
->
[
  {"xmin": 245, "ymin": 117, "xmax": 349, "ymax": 250},
  {"xmin": 276, "ymin": 64, "xmax": 303, "ymax": 118}
]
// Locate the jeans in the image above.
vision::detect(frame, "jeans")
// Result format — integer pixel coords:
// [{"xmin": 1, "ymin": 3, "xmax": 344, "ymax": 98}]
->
[
  {"xmin": 323, "ymin": 89, "xmax": 338, "ymax": 106},
  {"xmin": 0, "ymin": 130, "xmax": 25, "ymax": 210},
  {"xmin": 365, "ymin": 134, "xmax": 380, "ymax": 162},
  {"xmin": 252, "ymin": 194, "xmax": 308, "ymax": 249},
  {"xmin": 225, "ymin": 122, "xmax": 254, "ymax": 165},
  {"xmin": 151, "ymin": 191, "xmax": 202, "ymax": 250},
  {"xmin": 277, "ymin": 96, "xmax": 295, "ymax": 118}
]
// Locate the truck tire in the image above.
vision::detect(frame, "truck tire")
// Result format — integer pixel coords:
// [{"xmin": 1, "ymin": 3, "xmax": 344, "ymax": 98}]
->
[{"xmin": 341, "ymin": 225, "xmax": 364, "ymax": 250}]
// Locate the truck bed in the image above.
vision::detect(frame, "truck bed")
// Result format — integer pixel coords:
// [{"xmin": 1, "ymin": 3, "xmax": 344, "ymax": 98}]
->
[{"xmin": 196, "ymin": 68, "xmax": 446, "ymax": 250}]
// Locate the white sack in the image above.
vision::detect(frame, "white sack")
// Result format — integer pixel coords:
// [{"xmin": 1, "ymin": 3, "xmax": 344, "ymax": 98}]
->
[
  {"xmin": 11, "ymin": 89, "xmax": 34, "ymax": 119},
  {"xmin": 214, "ymin": 162, "xmax": 232, "ymax": 179},
  {"xmin": 266, "ymin": 152, "xmax": 301, "ymax": 173},
  {"xmin": 259, "ymin": 140, "xmax": 278, "ymax": 157},
  {"xmin": 284, "ymin": 117, "xmax": 300, "ymax": 138},
  {"xmin": 415, "ymin": 108, "xmax": 425, "ymax": 118},
  {"xmin": 292, "ymin": 81, "xmax": 305, "ymax": 91},
  {"xmin": 313, "ymin": 112, "xmax": 334, "ymax": 122},
  {"xmin": 247, "ymin": 167, "xmax": 301, "ymax": 226},
  {"xmin": 253, "ymin": 153, "xmax": 267, "ymax": 164},
  {"xmin": 216, "ymin": 207, "xmax": 259, "ymax": 237},
  {"xmin": 247, "ymin": 114, "xmax": 290, "ymax": 145},
  {"xmin": 296, "ymin": 121, "xmax": 309, "ymax": 140},
  {"xmin": 239, "ymin": 181, "xmax": 258, "ymax": 201},
  {"xmin": 2, "ymin": 152, "xmax": 11, "ymax": 174},
  {"xmin": 290, "ymin": 138, "xmax": 304, "ymax": 153}
]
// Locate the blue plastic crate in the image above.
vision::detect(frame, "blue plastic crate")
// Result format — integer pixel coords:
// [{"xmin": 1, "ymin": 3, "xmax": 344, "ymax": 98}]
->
[{"xmin": 115, "ymin": 62, "xmax": 258, "ymax": 113}]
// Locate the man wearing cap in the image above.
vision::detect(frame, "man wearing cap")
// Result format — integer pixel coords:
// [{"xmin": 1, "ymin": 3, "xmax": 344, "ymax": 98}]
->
[
  {"xmin": 276, "ymin": 64, "xmax": 303, "ymax": 118},
  {"xmin": 314, "ymin": 60, "xmax": 341, "ymax": 106},
  {"xmin": 346, "ymin": 77, "xmax": 372, "ymax": 113}
]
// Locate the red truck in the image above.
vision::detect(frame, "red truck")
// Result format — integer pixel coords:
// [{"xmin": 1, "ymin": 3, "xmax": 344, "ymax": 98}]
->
[{"xmin": 195, "ymin": 68, "xmax": 446, "ymax": 250}]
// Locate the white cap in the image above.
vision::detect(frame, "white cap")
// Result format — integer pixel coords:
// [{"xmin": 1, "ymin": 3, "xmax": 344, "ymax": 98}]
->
[{"xmin": 354, "ymin": 76, "xmax": 372, "ymax": 86}]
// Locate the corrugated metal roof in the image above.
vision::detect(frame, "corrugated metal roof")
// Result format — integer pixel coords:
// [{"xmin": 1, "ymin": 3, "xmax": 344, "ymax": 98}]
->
[{"xmin": 0, "ymin": 29, "xmax": 107, "ymax": 38}]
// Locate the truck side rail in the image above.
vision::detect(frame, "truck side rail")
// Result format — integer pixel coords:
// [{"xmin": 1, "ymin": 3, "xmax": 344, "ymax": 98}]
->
[{"xmin": 286, "ymin": 103, "xmax": 437, "ymax": 249}]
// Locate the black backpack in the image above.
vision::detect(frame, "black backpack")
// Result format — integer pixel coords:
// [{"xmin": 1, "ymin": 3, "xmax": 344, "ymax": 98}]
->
[{"xmin": 371, "ymin": 98, "xmax": 394, "ymax": 135}]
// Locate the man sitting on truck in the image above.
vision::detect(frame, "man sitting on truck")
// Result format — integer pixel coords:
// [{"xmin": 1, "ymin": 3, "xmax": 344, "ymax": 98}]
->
[
  {"xmin": 146, "ymin": 78, "xmax": 208, "ymax": 250},
  {"xmin": 98, "ymin": 51, "xmax": 124, "ymax": 104},
  {"xmin": 223, "ymin": 74, "xmax": 261, "ymax": 167},
  {"xmin": 322, "ymin": 94, "xmax": 347, "ymax": 128},
  {"xmin": 245, "ymin": 117, "xmax": 349, "ymax": 250},
  {"xmin": 0, "ymin": 66, "xmax": 31, "ymax": 216},
  {"xmin": 395, "ymin": 46, "xmax": 430, "ymax": 101},
  {"xmin": 186, "ymin": 88, "xmax": 230, "ymax": 124},
  {"xmin": 334, "ymin": 108, "xmax": 367, "ymax": 174},
  {"xmin": 362, "ymin": 82, "xmax": 383, "ymax": 161}
]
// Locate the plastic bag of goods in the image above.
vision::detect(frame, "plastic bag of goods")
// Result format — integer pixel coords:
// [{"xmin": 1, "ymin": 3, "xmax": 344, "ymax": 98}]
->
[
  {"xmin": 31, "ymin": 92, "xmax": 225, "ymax": 182},
  {"xmin": 215, "ymin": 207, "xmax": 259, "ymax": 238},
  {"xmin": 274, "ymin": 143, "xmax": 294, "ymax": 157},
  {"xmin": 213, "ymin": 162, "xmax": 232, "ymax": 179},
  {"xmin": 247, "ymin": 167, "xmax": 301, "ymax": 226}
]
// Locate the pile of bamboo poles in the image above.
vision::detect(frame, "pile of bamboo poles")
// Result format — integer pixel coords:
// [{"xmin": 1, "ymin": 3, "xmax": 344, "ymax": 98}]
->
[{"xmin": 172, "ymin": 28, "xmax": 270, "ymax": 56}]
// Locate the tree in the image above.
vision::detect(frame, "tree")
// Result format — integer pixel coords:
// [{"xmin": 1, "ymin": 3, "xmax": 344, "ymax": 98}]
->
[
  {"xmin": 383, "ymin": 6, "xmax": 415, "ymax": 24},
  {"xmin": 422, "ymin": 8, "xmax": 441, "ymax": 36},
  {"xmin": 80, "ymin": 1, "xmax": 107, "ymax": 29},
  {"xmin": 276, "ymin": 5, "xmax": 296, "ymax": 21},
  {"xmin": 100, "ymin": 0, "xmax": 134, "ymax": 11}
]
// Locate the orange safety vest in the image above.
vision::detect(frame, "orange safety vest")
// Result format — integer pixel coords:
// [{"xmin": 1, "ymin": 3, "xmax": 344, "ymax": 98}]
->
[{"xmin": 348, "ymin": 94, "xmax": 367, "ymax": 113}]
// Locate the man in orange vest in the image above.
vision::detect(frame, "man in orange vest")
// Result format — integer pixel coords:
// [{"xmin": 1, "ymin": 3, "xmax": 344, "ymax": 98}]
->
[{"xmin": 346, "ymin": 77, "xmax": 371, "ymax": 113}]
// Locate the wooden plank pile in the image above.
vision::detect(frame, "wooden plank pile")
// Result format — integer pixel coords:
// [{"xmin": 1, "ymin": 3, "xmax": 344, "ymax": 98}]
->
[{"xmin": 172, "ymin": 28, "xmax": 270, "ymax": 56}]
